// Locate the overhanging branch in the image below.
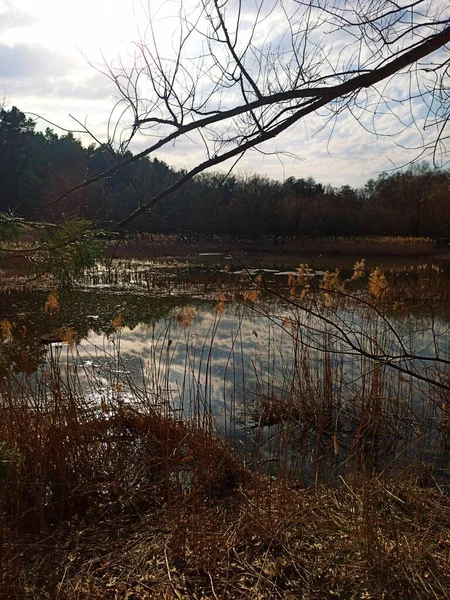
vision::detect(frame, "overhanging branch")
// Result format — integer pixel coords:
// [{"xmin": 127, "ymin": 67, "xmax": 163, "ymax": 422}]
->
[{"xmin": 40, "ymin": 23, "xmax": 450, "ymax": 224}]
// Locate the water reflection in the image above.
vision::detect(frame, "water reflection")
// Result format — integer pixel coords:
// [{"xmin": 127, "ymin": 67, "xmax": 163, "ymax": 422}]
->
[
  {"xmin": 1, "ymin": 257, "xmax": 450, "ymax": 484},
  {"xmin": 67, "ymin": 300, "xmax": 449, "ymax": 485}
]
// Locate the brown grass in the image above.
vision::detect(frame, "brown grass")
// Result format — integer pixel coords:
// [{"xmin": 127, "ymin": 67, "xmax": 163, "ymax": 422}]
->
[
  {"xmin": 1, "ymin": 267, "xmax": 450, "ymax": 598},
  {"xmin": 108, "ymin": 234, "xmax": 437, "ymax": 260},
  {"xmin": 1, "ymin": 334, "xmax": 449, "ymax": 598},
  {"xmin": 4, "ymin": 468, "xmax": 450, "ymax": 599}
]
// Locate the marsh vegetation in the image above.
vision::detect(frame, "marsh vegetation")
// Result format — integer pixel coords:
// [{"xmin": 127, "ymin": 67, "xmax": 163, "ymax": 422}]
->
[{"xmin": 1, "ymin": 250, "xmax": 450, "ymax": 598}]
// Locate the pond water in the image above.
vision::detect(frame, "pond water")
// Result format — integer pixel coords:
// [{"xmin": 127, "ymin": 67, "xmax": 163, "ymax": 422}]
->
[{"xmin": 1, "ymin": 252, "xmax": 450, "ymax": 484}]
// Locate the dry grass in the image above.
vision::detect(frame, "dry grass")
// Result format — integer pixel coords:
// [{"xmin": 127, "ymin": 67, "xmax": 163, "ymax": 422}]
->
[
  {"xmin": 283, "ymin": 259, "xmax": 450, "ymax": 306},
  {"xmin": 1, "ymin": 267, "xmax": 450, "ymax": 598},
  {"xmin": 108, "ymin": 234, "xmax": 437, "ymax": 260},
  {"xmin": 1, "ymin": 334, "xmax": 449, "ymax": 598},
  {"xmin": 4, "ymin": 468, "xmax": 450, "ymax": 599}
]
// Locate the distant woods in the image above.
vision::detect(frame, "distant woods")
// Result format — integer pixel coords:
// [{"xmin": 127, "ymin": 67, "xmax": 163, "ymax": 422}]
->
[{"xmin": 1, "ymin": 106, "xmax": 449, "ymax": 238}]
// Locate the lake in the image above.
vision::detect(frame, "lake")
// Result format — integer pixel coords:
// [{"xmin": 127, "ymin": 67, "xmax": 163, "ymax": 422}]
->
[{"xmin": 1, "ymin": 252, "xmax": 450, "ymax": 485}]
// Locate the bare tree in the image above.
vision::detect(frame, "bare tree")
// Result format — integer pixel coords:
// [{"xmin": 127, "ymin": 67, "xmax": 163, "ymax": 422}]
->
[
  {"xmin": 7, "ymin": 1, "xmax": 449, "ymax": 398},
  {"xmin": 46, "ymin": 0, "xmax": 450, "ymax": 228}
]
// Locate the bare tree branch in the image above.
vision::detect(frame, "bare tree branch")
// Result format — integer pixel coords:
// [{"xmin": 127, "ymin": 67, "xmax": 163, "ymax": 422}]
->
[{"xmin": 40, "ymin": 16, "xmax": 450, "ymax": 224}]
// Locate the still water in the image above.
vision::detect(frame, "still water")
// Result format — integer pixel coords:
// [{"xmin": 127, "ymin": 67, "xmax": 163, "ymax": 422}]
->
[{"xmin": 1, "ymin": 253, "xmax": 450, "ymax": 483}]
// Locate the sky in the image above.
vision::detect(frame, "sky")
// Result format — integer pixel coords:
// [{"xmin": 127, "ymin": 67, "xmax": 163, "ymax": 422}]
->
[{"xmin": 1, "ymin": 0, "xmax": 449, "ymax": 189}]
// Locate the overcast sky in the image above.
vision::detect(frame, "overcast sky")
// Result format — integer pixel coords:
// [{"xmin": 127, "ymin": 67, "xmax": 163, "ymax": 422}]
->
[{"xmin": 1, "ymin": 0, "xmax": 448, "ymax": 189}]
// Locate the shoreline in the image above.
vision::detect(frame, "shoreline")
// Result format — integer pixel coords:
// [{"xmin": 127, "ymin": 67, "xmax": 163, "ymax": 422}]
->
[{"xmin": 110, "ymin": 234, "xmax": 442, "ymax": 260}]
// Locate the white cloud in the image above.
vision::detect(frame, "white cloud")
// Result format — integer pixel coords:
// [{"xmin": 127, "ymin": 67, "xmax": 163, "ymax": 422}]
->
[
  {"xmin": 0, "ymin": 43, "xmax": 72, "ymax": 78},
  {"xmin": 0, "ymin": 0, "xmax": 35, "ymax": 33},
  {"xmin": 1, "ymin": 0, "xmax": 449, "ymax": 187}
]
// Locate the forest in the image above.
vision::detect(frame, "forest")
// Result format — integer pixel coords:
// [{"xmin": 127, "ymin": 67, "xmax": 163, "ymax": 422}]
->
[{"xmin": 1, "ymin": 106, "xmax": 450, "ymax": 239}]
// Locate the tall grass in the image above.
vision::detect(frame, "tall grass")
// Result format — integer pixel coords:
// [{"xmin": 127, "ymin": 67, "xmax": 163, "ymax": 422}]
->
[
  {"xmin": 109, "ymin": 233, "xmax": 437, "ymax": 260},
  {"xmin": 1, "ymin": 272, "xmax": 450, "ymax": 597}
]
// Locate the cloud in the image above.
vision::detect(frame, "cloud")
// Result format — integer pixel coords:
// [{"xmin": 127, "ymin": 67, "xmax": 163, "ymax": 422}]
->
[
  {"xmin": 0, "ymin": 43, "xmax": 72, "ymax": 78},
  {"xmin": 44, "ymin": 73, "xmax": 115, "ymax": 100},
  {"xmin": 0, "ymin": 1, "xmax": 36, "ymax": 34},
  {"xmin": 58, "ymin": 75, "xmax": 116, "ymax": 100}
]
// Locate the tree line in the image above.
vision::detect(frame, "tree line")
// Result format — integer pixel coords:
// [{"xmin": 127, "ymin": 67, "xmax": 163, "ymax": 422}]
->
[{"xmin": 1, "ymin": 106, "xmax": 449, "ymax": 239}]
